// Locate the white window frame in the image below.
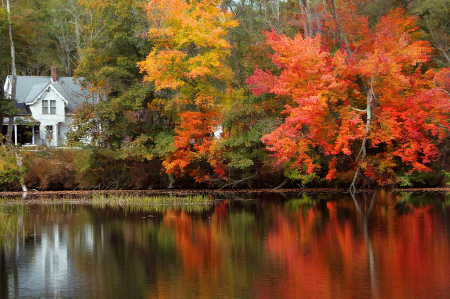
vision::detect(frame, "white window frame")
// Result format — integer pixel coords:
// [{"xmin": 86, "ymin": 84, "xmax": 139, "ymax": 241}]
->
[
  {"xmin": 42, "ymin": 100, "xmax": 49, "ymax": 114},
  {"xmin": 50, "ymin": 100, "xmax": 56, "ymax": 114}
]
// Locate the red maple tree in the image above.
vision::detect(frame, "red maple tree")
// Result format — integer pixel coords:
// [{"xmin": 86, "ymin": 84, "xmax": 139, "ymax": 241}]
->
[{"xmin": 246, "ymin": 6, "xmax": 450, "ymax": 186}]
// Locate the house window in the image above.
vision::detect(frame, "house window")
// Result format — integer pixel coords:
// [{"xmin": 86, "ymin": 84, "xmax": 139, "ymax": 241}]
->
[
  {"xmin": 50, "ymin": 100, "xmax": 56, "ymax": 114},
  {"xmin": 46, "ymin": 125, "xmax": 53, "ymax": 144},
  {"xmin": 34, "ymin": 125, "xmax": 40, "ymax": 138},
  {"xmin": 42, "ymin": 100, "xmax": 48, "ymax": 114},
  {"xmin": 34, "ymin": 125, "xmax": 40, "ymax": 143}
]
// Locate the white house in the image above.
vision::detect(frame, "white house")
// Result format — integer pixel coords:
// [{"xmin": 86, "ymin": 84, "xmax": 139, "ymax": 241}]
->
[{"xmin": 2, "ymin": 67, "xmax": 91, "ymax": 146}]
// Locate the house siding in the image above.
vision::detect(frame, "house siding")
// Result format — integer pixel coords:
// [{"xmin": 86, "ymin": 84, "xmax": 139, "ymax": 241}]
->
[
  {"xmin": 29, "ymin": 90, "xmax": 69, "ymax": 147},
  {"xmin": 3, "ymin": 75, "xmax": 90, "ymax": 147}
]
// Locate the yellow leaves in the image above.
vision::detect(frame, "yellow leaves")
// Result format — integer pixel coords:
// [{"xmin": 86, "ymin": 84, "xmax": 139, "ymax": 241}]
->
[
  {"xmin": 138, "ymin": 49, "xmax": 187, "ymax": 91},
  {"xmin": 221, "ymin": 87, "xmax": 246, "ymax": 112},
  {"xmin": 185, "ymin": 51, "xmax": 225, "ymax": 80},
  {"xmin": 144, "ymin": 0, "xmax": 237, "ymax": 52},
  {"xmin": 148, "ymin": 98, "xmax": 168, "ymax": 111},
  {"xmin": 0, "ymin": 144, "xmax": 21, "ymax": 184},
  {"xmin": 140, "ymin": 0, "xmax": 237, "ymax": 111},
  {"xmin": 148, "ymin": 27, "xmax": 175, "ymax": 39},
  {"xmin": 194, "ymin": 94, "xmax": 215, "ymax": 108}
]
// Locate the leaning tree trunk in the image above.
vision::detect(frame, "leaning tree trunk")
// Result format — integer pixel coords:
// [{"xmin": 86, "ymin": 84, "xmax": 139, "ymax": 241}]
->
[
  {"xmin": 0, "ymin": 77, "xmax": 4, "ymax": 132},
  {"xmin": 350, "ymin": 72, "xmax": 378, "ymax": 193},
  {"xmin": 6, "ymin": 0, "xmax": 27, "ymax": 192},
  {"xmin": 6, "ymin": 0, "xmax": 16, "ymax": 143},
  {"xmin": 0, "ymin": 37, "xmax": 3, "ymax": 132}
]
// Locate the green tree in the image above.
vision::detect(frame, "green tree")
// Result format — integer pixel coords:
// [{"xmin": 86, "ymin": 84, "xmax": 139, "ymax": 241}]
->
[
  {"xmin": 68, "ymin": 0, "xmax": 155, "ymax": 147},
  {"xmin": 410, "ymin": 0, "xmax": 450, "ymax": 67}
]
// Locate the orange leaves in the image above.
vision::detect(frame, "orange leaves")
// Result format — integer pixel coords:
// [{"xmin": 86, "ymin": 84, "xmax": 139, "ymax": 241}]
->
[
  {"xmin": 162, "ymin": 111, "xmax": 225, "ymax": 182},
  {"xmin": 248, "ymin": 4, "xmax": 450, "ymax": 185},
  {"xmin": 139, "ymin": 0, "xmax": 238, "ymax": 109},
  {"xmin": 246, "ymin": 32, "xmax": 348, "ymax": 100},
  {"xmin": 138, "ymin": 0, "xmax": 239, "ymax": 180},
  {"xmin": 140, "ymin": 50, "xmax": 187, "ymax": 91},
  {"xmin": 434, "ymin": 68, "xmax": 450, "ymax": 93},
  {"xmin": 347, "ymin": 8, "xmax": 433, "ymax": 83},
  {"xmin": 246, "ymin": 68, "xmax": 278, "ymax": 96}
]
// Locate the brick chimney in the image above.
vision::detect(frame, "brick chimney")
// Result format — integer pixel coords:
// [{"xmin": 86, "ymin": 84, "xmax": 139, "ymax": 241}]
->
[{"xmin": 51, "ymin": 66, "xmax": 57, "ymax": 83}]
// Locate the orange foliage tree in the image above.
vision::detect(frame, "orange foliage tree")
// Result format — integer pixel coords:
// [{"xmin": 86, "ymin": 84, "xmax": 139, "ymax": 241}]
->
[
  {"xmin": 246, "ymin": 5, "xmax": 450, "ymax": 187},
  {"xmin": 138, "ymin": 0, "xmax": 238, "ymax": 182},
  {"xmin": 162, "ymin": 111, "xmax": 226, "ymax": 182}
]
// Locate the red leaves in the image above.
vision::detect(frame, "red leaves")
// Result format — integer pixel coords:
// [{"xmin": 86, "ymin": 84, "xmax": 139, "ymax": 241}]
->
[
  {"xmin": 163, "ymin": 111, "xmax": 226, "ymax": 182},
  {"xmin": 434, "ymin": 68, "xmax": 450, "ymax": 92},
  {"xmin": 248, "ymin": 5, "xmax": 450, "ymax": 185},
  {"xmin": 245, "ymin": 69, "xmax": 278, "ymax": 96}
]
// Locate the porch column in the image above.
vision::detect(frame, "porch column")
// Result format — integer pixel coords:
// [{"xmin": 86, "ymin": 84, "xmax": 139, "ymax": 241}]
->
[
  {"xmin": 32, "ymin": 126, "xmax": 35, "ymax": 145},
  {"xmin": 14, "ymin": 124, "xmax": 17, "ymax": 145},
  {"xmin": 54, "ymin": 123, "xmax": 58, "ymax": 147}
]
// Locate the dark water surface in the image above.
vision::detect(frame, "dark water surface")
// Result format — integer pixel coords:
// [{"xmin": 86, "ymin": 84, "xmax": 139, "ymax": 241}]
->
[{"xmin": 1, "ymin": 190, "xmax": 450, "ymax": 298}]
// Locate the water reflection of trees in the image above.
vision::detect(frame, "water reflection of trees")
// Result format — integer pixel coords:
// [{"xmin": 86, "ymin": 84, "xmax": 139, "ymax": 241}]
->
[
  {"xmin": 0, "ymin": 193, "xmax": 449, "ymax": 298},
  {"xmin": 257, "ymin": 191, "xmax": 450, "ymax": 298},
  {"xmin": 0, "ymin": 205, "xmax": 29, "ymax": 298}
]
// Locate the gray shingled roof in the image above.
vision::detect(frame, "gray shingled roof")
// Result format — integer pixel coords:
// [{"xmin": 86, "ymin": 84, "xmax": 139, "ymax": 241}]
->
[
  {"xmin": 24, "ymin": 83, "xmax": 48, "ymax": 103},
  {"xmin": 12, "ymin": 76, "xmax": 50, "ymax": 103},
  {"xmin": 14, "ymin": 103, "xmax": 31, "ymax": 114},
  {"xmin": 8, "ymin": 75, "xmax": 90, "ymax": 113}
]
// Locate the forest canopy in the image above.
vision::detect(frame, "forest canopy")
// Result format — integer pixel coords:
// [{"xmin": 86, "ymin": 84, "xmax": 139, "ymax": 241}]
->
[{"xmin": 2, "ymin": 0, "xmax": 450, "ymax": 190}]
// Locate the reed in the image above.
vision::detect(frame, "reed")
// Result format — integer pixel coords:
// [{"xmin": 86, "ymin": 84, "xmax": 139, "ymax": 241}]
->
[
  {"xmin": 0, "ymin": 205, "xmax": 30, "ymax": 250},
  {"xmin": 90, "ymin": 194, "xmax": 213, "ymax": 205},
  {"xmin": 101, "ymin": 203, "xmax": 215, "ymax": 214},
  {"xmin": 0, "ymin": 193, "xmax": 217, "ymax": 206}
]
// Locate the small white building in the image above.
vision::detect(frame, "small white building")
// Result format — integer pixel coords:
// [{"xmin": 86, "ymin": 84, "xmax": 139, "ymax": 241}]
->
[{"xmin": 2, "ymin": 67, "xmax": 91, "ymax": 146}]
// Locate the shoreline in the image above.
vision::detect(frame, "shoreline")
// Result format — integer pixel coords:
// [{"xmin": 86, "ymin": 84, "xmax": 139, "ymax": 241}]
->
[{"xmin": 1, "ymin": 187, "xmax": 449, "ymax": 199}]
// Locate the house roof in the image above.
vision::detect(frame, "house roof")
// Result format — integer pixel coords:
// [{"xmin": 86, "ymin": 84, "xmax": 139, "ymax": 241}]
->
[
  {"xmin": 24, "ymin": 83, "xmax": 48, "ymax": 103},
  {"xmin": 14, "ymin": 102, "xmax": 31, "ymax": 114},
  {"xmin": 7, "ymin": 76, "xmax": 91, "ymax": 113}
]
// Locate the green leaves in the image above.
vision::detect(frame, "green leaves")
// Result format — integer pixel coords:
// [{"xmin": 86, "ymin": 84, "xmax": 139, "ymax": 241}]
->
[{"xmin": 0, "ymin": 143, "xmax": 21, "ymax": 185}]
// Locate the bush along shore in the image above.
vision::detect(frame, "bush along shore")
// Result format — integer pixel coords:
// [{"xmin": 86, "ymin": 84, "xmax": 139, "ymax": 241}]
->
[{"xmin": 1, "ymin": 147, "xmax": 450, "ymax": 192}]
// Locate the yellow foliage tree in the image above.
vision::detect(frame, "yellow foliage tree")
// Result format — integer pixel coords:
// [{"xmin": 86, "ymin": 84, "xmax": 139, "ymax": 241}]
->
[
  {"xmin": 138, "ymin": 0, "xmax": 239, "ymax": 182},
  {"xmin": 138, "ymin": 0, "xmax": 238, "ymax": 110}
]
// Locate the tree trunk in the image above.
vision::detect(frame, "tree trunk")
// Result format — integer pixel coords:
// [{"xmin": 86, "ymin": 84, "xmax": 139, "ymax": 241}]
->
[
  {"xmin": 229, "ymin": 33, "xmax": 240, "ymax": 81},
  {"xmin": 328, "ymin": 0, "xmax": 351, "ymax": 55},
  {"xmin": 65, "ymin": 50, "xmax": 72, "ymax": 76},
  {"xmin": 6, "ymin": 79, "xmax": 15, "ymax": 143},
  {"xmin": 350, "ymin": 73, "xmax": 377, "ymax": 192},
  {"xmin": 0, "ymin": 76, "xmax": 4, "ymax": 132},
  {"xmin": 6, "ymin": 0, "xmax": 16, "ymax": 143},
  {"xmin": 299, "ymin": 0, "xmax": 313, "ymax": 37},
  {"xmin": 0, "ymin": 112, "xmax": 3, "ymax": 134},
  {"xmin": 6, "ymin": 0, "xmax": 26, "ymax": 192},
  {"xmin": 273, "ymin": 178, "xmax": 289, "ymax": 189},
  {"xmin": 423, "ymin": 18, "xmax": 450, "ymax": 66},
  {"xmin": 0, "ymin": 36, "xmax": 3, "ymax": 132}
]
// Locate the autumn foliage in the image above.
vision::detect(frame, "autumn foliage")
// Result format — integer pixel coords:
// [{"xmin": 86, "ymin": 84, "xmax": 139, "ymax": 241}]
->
[
  {"xmin": 247, "ymin": 7, "xmax": 450, "ymax": 186},
  {"xmin": 136, "ymin": 0, "xmax": 238, "ymax": 183},
  {"xmin": 6, "ymin": 0, "xmax": 450, "ymax": 190},
  {"xmin": 163, "ymin": 111, "xmax": 226, "ymax": 182},
  {"xmin": 138, "ymin": 0, "xmax": 237, "ymax": 106}
]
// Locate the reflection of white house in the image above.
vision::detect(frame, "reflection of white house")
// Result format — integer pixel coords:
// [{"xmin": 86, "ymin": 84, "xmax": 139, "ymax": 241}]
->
[{"xmin": 2, "ymin": 67, "xmax": 91, "ymax": 146}]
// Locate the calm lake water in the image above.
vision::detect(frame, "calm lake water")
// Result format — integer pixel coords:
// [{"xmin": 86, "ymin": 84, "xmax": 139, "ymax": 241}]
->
[{"xmin": 1, "ymin": 190, "xmax": 450, "ymax": 298}]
